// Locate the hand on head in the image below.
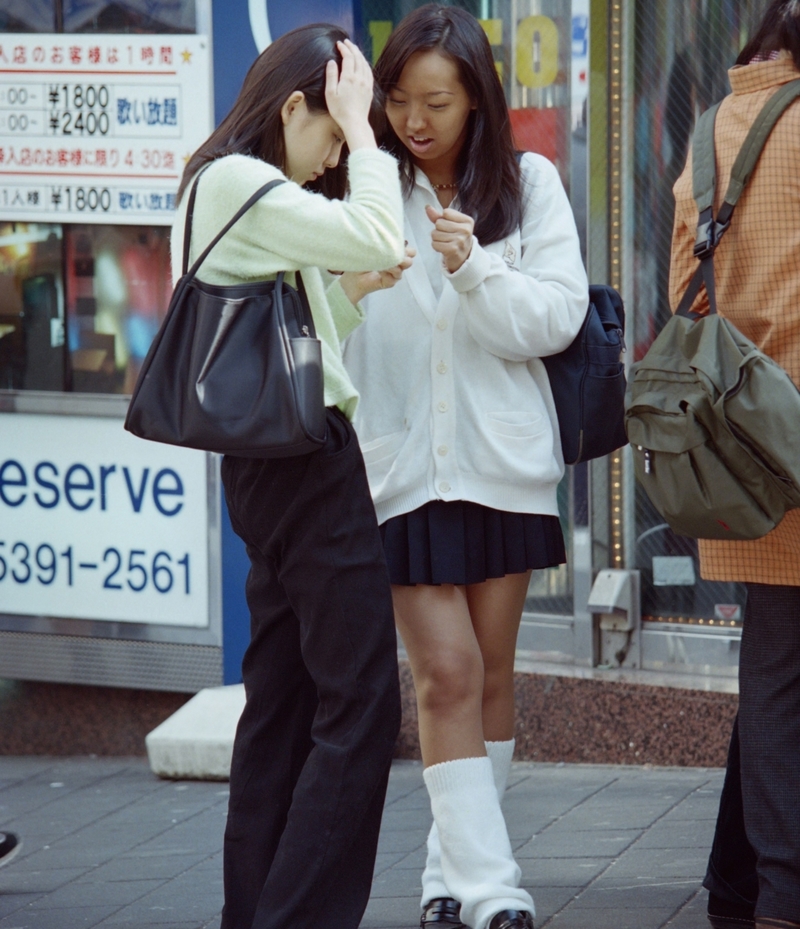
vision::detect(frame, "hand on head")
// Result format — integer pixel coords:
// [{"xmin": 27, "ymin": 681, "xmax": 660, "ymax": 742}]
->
[
  {"xmin": 425, "ymin": 204, "xmax": 474, "ymax": 273},
  {"xmin": 324, "ymin": 40, "xmax": 378, "ymax": 152}
]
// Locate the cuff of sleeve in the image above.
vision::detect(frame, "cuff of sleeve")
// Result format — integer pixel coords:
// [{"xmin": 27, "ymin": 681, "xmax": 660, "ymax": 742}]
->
[
  {"xmin": 444, "ymin": 237, "xmax": 492, "ymax": 293},
  {"xmin": 346, "ymin": 147, "xmax": 399, "ymax": 173},
  {"xmin": 326, "ymin": 277, "xmax": 366, "ymax": 340}
]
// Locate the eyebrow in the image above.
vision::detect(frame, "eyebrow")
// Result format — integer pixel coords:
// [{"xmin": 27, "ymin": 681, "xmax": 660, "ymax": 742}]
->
[{"xmin": 390, "ymin": 89, "xmax": 456, "ymax": 97}]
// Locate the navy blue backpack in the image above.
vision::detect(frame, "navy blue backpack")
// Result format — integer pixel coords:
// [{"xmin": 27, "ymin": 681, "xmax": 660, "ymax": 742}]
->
[
  {"xmin": 515, "ymin": 152, "xmax": 627, "ymax": 464},
  {"xmin": 542, "ymin": 285, "xmax": 628, "ymax": 465}
]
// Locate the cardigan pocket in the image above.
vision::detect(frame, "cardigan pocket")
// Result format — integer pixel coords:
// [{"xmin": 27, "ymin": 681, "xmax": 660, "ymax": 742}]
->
[
  {"xmin": 360, "ymin": 429, "xmax": 406, "ymax": 487},
  {"xmin": 487, "ymin": 412, "xmax": 546, "ymax": 438},
  {"xmin": 462, "ymin": 411, "xmax": 559, "ymax": 484}
]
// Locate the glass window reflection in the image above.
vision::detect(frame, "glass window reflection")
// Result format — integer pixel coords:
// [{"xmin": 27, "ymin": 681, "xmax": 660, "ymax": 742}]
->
[
  {"xmin": 0, "ymin": 0, "xmax": 55, "ymax": 32},
  {"xmin": 0, "ymin": 223, "xmax": 66, "ymax": 391},
  {"xmin": 64, "ymin": 224, "xmax": 172, "ymax": 394},
  {"xmin": 64, "ymin": 0, "xmax": 196, "ymax": 33},
  {"xmin": 632, "ymin": 0, "xmax": 765, "ymax": 623}
]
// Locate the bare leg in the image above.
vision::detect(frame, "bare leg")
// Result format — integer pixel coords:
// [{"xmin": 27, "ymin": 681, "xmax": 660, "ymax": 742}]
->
[
  {"xmin": 468, "ymin": 572, "xmax": 532, "ymax": 742},
  {"xmin": 397, "ymin": 574, "xmax": 536, "ymax": 923},
  {"xmin": 392, "ymin": 583, "xmax": 486, "ymax": 767}
]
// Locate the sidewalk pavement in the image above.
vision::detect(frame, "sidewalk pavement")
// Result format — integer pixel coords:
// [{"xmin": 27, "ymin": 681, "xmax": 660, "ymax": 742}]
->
[{"xmin": 0, "ymin": 757, "xmax": 722, "ymax": 929}]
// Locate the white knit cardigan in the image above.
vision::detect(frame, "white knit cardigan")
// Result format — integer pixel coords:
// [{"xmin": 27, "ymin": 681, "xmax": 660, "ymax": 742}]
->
[{"xmin": 342, "ymin": 152, "xmax": 589, "ymax": 523}]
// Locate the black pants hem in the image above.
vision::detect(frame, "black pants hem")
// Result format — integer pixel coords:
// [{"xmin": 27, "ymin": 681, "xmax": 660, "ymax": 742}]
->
[{"xmin": 704, "ymin": 582, "xmax": 800, "ymax": 922}]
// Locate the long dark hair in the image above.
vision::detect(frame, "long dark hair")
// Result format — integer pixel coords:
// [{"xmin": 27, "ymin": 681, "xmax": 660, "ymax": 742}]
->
[
  {"xmin": 374, "ymin": 4, "xmax": 522, "ymax": 245},
  {"xmin": 177, "ymin": 24, "xmax": 357, "ymax": 203},
  {"xmin": 737, "ymin": 0, "xmax": 800, "ymax": 70}
]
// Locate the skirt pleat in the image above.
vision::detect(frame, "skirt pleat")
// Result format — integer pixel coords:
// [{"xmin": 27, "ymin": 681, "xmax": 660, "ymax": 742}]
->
[{"xmin": 379, "ymin": 500, "xmax": 565, "ymax": 586}]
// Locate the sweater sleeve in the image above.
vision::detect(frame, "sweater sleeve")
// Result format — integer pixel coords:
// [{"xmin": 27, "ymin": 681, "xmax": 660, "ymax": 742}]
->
[
  {"xmin": 325, "ymin": 275, "xmax": 366, "ymax": 341},
  {"xmin": 196, "ymin": 150, "xmax": 405, "ymax": 277},
  {"xmin": 445, "ymin": 153, "xmax": 589, "ymax": 362}
]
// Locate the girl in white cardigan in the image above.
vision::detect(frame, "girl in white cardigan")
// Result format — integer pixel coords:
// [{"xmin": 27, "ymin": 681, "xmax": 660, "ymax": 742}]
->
[
  {"xmin": 174, "ymin": 26, "xmax": 410, "ymax": 929},
  {"xmin": 343, "ymin": 7, "xmax": 588, "ymax": 929}
]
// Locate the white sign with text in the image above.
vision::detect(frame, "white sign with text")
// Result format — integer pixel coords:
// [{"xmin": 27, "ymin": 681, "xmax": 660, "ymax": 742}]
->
[
  {"xmin": 0, "ymin": 34, "xmax": 212, "ymax": 224},
  {"xmin": 0, "ymin": 413, "xmax": 210, "ymax": 626}
]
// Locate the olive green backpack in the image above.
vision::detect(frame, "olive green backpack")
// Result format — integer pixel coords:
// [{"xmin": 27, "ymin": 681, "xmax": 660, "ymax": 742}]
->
[{"xmin": 624, "ymin": 78, "xmax": 800, "ymax": 540}]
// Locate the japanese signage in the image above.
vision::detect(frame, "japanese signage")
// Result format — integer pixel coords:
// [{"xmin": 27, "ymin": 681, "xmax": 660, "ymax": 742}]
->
[
  {"xmin": 0, "ymin": 34, "xmax": 212, "ymax": 225},
  {"xmin": 0, "ymin": 414, "xmax": 210, "ymax": 627}
]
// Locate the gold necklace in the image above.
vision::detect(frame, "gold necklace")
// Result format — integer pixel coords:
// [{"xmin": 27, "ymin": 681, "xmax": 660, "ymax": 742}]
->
[{"xmin": 431, "ymin": 181, "xmax": 458, "ymax": 191}]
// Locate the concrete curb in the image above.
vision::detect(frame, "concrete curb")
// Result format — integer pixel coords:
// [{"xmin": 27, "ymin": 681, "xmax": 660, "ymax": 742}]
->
[{"xmin": 145, "ymin": 684, "xmax": 244, "ymax": 779}]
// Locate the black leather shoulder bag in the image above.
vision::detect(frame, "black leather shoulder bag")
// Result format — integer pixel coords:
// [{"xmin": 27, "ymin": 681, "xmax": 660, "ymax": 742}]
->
[{"xmin": 124, "ymin": 167, "xmax": 327, "ymax": 458}]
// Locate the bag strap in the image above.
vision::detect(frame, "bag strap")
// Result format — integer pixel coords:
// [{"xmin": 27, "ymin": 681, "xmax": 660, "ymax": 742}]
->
[
  {"xmin": 181, "ymin": 168, "xmax": 286, "ymax": 281},
  {"xmin": 678, "ymin": 78, "xmax": 800, "ymax": 318},
  {"xmin": 181, "ymin": 165, "xmax": 209, "ymax": 276},
  {"xmin": 690, "ymin": 102, "xmax": 722, "ymax": 217},
  {"xmin": 178, "ymin": 168, "xmax": 317, "ymax": 338},
  {"xmin": 724, "ymin": 77, "xmax": 800, "ymax": 209}
]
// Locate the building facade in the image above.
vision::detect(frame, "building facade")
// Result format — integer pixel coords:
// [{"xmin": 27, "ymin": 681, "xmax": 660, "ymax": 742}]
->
[{"xmin": 0, "ymin": 0, "xmax": 765, "ymax": 690}]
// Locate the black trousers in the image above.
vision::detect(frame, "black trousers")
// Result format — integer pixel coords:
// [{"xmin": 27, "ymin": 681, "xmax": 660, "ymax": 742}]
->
[
  {"xmin": 219, "ymin": 408, "xmax": 401, "ymax": 929},
  {"xmin": 704, "ymin": 583, "xmax": 800, "ymax": 922}
]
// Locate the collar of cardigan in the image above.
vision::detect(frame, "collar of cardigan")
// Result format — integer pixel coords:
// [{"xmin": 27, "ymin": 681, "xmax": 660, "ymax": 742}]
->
[{"xmin": 729, "ymin": 54, "xmax": 800, "ymax": 95}]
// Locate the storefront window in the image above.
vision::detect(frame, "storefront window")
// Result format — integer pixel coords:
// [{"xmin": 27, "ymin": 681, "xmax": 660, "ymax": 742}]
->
[
  {"xmin": 65, "ymin": 224, "xmax": 172, "ymax": 393},
  {"xmin": 0, "ymin": 0, "xmax": 198, "ymax": 396},
  {"xmin": 0, "ymin": 223, "xmax": 65, "ymax": 390},
  {"xmin": 0, "ymin": 0, "xmax": 196, "ymax": 33},
  {"xmin": 631, "ymin": 1, "xmax": 764, "ymax": 625},
  {"xmin": 65, "ymin": 0, "xmax": 196, "ymax": 34},
  {"xmin": 0, "ymin": 1, "xmax": 52, "ymax": 31},
  {"xmin": 0, "ymin": 223, "xmax": 172, "ymax": 393}
]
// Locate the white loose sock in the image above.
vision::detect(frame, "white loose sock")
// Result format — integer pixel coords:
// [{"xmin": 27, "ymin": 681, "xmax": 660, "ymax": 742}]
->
[
  {"xmin": 485, "ymin": 738, "xmax": 515, "ymax": 797},
  {"xmin": 423, "ymin": 756, "xmax": 534, "ymax": 929},
  {"xmin": 420, "ymin": 740, "xmax": 516, "ymax": 907}
]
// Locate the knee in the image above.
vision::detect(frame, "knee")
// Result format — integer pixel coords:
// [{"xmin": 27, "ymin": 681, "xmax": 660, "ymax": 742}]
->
[{"xmin": 414, "ymin": 648, "xmax": 484, "ymax": 716}]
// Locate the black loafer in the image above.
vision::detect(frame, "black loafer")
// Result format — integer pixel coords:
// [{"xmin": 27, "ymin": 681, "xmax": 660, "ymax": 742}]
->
[
  {"xmin": 421, "ymin": 898, "xmax": 466, "ymax": 928},
  {"xmin": 708, "ymin": 892, "xmax": 756, "ymax": 929},
  {"xmin": 488, "ymin": 911, "xmax": 535, "ymax": 929},
  {"xmin": 0, "ymin": 833, "xmax": 20, "ymax": 869}
]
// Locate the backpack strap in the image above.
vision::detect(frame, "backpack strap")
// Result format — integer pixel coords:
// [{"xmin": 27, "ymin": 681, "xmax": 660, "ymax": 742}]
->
[
  {"xmin": 678, "ymin": 78, "xmax": 800, "ymax": 318},
  {"xmin": 724, "ymin": 78, "xmax": 800, "ymax": 210},
  {"xmin": 691, "ymin": 102, "xmax": 722, "ymax": 217}
]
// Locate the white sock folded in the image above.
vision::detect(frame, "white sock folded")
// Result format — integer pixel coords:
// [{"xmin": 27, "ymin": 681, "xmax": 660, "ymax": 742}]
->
[
  {"xmin": 420, "ymin": 740, "xmax": 516, "ymax": 908},
  {"xmin": 485, "ymin": 738, "xmax": 515, "ymax": 797},
  {"xmin": 423, "ymin": 755, "xmax": 534, "ymax": 929}
]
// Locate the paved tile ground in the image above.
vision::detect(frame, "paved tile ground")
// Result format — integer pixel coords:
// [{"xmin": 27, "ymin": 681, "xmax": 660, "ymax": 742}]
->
[{"xmin": 0, "ymin": 757, "xmax": 722, "ymax": 929}]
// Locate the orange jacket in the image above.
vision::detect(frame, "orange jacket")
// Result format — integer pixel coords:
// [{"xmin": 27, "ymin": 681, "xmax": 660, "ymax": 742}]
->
[{"xmin": 670, "ymin": 54, "xmax": 800, "ymax": 585}]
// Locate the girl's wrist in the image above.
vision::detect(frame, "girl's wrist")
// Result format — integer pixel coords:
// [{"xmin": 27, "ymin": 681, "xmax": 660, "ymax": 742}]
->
[
  {"xmin": 340, "ymin": 120, "xmax": 377, "ymax": 152},
  {"xmin": 339, "ymin": 272, "xmax": 367, "ymax": 306}
]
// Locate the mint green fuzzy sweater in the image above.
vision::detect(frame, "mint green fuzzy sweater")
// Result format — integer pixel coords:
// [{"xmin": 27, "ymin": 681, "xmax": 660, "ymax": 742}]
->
[{"xmin": 171, "ymin": 149, "xmax": 405, "ymax": 419}]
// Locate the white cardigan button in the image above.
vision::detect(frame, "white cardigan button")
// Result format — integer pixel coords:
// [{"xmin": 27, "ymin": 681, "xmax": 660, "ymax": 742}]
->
[
  {"xmin": 437, "ymin": 401, "xmax": 448, "ymax": 413},
  {"xmin": 437, "ymin": 445, "xmax": 448, "ymax": 456},
  {"xmin": 436, "ymin": 318, "xmax": 448, "ymax": 331},
  {"xmin": 439, "ymin": 482, "xmax": 451, "ymax": 493},
  {"xmin": 437, "ymin": 362, "xmax": 447, "ymax": 374}
]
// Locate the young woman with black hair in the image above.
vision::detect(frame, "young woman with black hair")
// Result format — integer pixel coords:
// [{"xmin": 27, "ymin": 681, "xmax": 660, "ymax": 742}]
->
[
  {"xmin": 173, "ymin": 24, "xmax": 410, "ymax": 929},
  {"xmin": 342, "ymin": 6, "xmax": 588, "ymax": 929}
]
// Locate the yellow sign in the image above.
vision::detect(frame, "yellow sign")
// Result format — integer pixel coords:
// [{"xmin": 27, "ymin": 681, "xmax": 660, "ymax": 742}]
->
[
  {"xmin": 365, "ymin": 15, "xmax": 559, "ymax": 89},
  {"xmin": 516, "ymin": 15, "xmax": 559, "ymax": 88},
  {"xmin": 369, "ymin": 21, "xmax": 393, "ymax": 64}
]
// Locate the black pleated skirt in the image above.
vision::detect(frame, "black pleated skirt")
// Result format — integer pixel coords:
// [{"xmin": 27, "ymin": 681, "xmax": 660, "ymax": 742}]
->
[{"xmin": 379, "ymin": 500, "xmax": 566, "ymax": 586}]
